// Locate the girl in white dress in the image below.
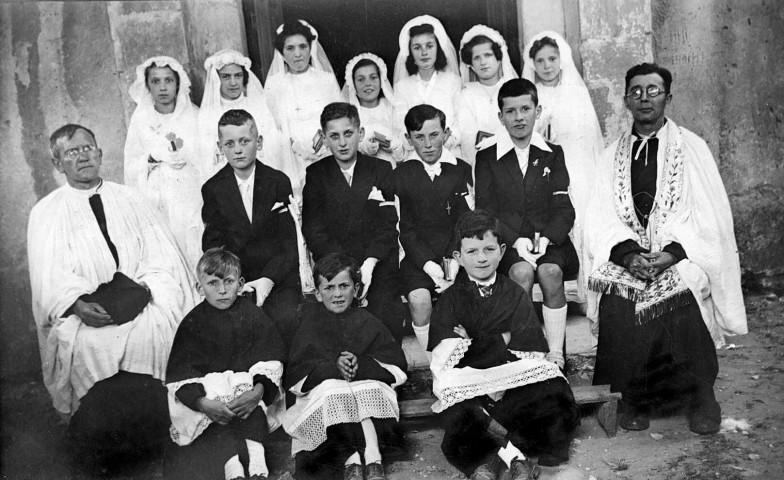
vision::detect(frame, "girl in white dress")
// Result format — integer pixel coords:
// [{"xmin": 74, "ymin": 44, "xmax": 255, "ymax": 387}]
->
[
  {"xmin": 197, "ymin": 49, "xmax": 283, "ymax": 184},
  {"xmin": 393, "ymin": 15, "xmax": 463, "ymax": 158},
  {"xmin": 522, "ymin": 31, "xmax": 605, "ymax": 300},
  {"xmin": 124, "ymin": 56, "xmax": 203, "ymax": 270},
  {"xmin": 457, "ymin": 25, "xmax": 519, "ymax": 167},
  {"xmin": 343, "ymin": 53, "xmax": 406, "ymax": 167},
  {"xmin": 265, "ymin": 19, "xmax": 341, "ymax": 193}
]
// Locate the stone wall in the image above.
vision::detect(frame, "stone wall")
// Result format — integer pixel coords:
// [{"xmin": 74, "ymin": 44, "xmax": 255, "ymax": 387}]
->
[{"xmin": 652, "ymin": 0, "xmax": 784, "ymax": 291}]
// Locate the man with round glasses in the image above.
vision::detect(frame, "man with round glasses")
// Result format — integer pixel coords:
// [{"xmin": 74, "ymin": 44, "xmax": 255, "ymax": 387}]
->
[
  {"xmin": 583, "ymin": 63, "xmax": 747, "ymax": 435},
  {"xmin": 28, "ymin": 124, "xmax": 198, "ymax": 473}
]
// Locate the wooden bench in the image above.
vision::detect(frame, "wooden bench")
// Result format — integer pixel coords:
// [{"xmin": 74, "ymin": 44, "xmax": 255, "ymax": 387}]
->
[{"xmin": 400, "ymin": 384, "xmax": 622, "ymax": 438}]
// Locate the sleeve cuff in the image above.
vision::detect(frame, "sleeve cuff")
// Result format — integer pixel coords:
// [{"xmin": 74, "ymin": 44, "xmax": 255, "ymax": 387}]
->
[
  {"xmin": 610, "ymin": 239, "xmax": 646, "ymax": 265},
  {"xmin": 662, "ymin": 242, "xmax": 688, "ymax": 262},
  {"xmin": 253, "ymin": 374, "xmax": 279, "ymax": 406}
]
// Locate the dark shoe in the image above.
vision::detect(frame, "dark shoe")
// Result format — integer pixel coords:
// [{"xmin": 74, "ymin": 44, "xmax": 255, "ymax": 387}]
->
[
  {"xmin": 509, "ymin": 457, "xmax": 541, "ymax": 479},
  {"xmin": 620, "ymin": 411, "xmax": 650, "ymax": 431},
  {"xmin": 470, "ymin": 464, "xmax": 497, "ymax": 480},
  {"xmin": 688, "ymin": 414, "xmax": 720, "ymax": 435},
  {"xmin": 537, "ymin": 451, "xmax": 569, "ymax": 467},
  {"xmin": 344, "ymin": 463, "xmax": 364, "ymax": 480},
  {"xmin": 365, "ymin": 461, "xmax": 385, "ymax": 480}
]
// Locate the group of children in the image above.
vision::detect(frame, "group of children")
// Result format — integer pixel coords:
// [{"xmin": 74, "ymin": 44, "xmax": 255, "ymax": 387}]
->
[{"xmin": 162, "ymin": 66, "xmax": 580, "ymax": 479}]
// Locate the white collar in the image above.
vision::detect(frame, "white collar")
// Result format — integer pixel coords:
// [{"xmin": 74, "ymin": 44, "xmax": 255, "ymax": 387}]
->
[
  {"xmin": 469, "ymin": 272, "xmax": 497, "ymax": 287},
  {"xmin": 337, "ymin": 158, "xmax": 357, "ymax": 177},
  {"xmin": 496, "ymin": 130, "xmax": 551, "ymax": 161},
  {"xmin": 234, "ymin": 164, "xmax": 256, "ymax": 186},
  {"xmin": 66, "ymin": 178, "xmax": 104, "ymax": 197},
  {"xmin": 409, "ymin": 147, "xmax": 458, "ymax": 166}
]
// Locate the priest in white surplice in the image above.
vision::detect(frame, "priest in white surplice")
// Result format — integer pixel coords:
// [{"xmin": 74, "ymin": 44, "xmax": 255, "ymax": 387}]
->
[{"xmin": 28, "ymin": 124, "xmax": 199, "ymax": 471}]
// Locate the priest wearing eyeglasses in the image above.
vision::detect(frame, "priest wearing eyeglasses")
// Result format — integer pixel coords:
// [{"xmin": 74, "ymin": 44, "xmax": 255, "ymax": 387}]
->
[
  {"xmin": 27, "ymin": 124, "xmax": 199, "ymax": 474},
  {"xmin": 583, "ymin": 63, "xmax": 747, "ymax": 435}
]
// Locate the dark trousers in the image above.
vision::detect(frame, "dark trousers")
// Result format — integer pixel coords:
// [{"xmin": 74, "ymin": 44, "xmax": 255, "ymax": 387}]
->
[
  {"xmin": 262, "ymin": 284, "xmax": 302, "ymax": 348},
  {"xmin": 164, "ymin": 408, "xmax": 269, "ymax": 480},
  {"xmin": 294, "ymin": 418, "xmax": 405, "ymax": 480},
  {"xmin": 68, "ymin": 371, "xmax": 169, "ymax": 473},
  {"xmin": 365, "ymin": 271, "xmax": 405, "ymax": 342},
  {"xmin": 593, "ymin": 293, "xmax": 720, "ymax": 420},
  {"xmin": 440, "ymin": 377, "xmax": 579, "ymax": 476}
]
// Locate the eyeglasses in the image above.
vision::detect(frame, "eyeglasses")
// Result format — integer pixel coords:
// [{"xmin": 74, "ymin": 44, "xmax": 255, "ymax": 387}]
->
[
  {"xmin": 626, "ymin": 85, "xmax": 666, "ymax": 100},
  {"xmin": 62, "ymin": 144, "xmax": 97, "ymax": 160}
]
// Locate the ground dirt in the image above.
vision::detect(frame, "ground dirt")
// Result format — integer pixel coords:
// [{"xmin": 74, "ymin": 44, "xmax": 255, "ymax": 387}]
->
[{"xmin": 2, "ymin": 293, "xmax": 782, "ymax": 479}]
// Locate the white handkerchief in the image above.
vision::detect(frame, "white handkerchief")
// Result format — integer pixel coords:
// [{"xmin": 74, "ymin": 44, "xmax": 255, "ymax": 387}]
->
[
  {"xmin": 271, "ymin": 202, "xmax": 286, "ymax": 212},
  {"xmin": 367, "ymin": 186, "xmax": 385, "ymax": 202}
]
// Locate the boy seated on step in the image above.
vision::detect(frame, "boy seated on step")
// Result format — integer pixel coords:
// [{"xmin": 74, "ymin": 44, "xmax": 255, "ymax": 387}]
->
[
  {"xmin": 428, "ymin": 210, "xmax": 580, "ymax": 480},
  {"xmin": 394, "ymin": 104, "xmax": 473, "ymax": 353},
  {"xmin": 164, "ymin": 247, "xmax": 287, "ymax": 480},
  {"xmin": 283, "ymin": 253, "xmax": 408, "ymax": 480}
]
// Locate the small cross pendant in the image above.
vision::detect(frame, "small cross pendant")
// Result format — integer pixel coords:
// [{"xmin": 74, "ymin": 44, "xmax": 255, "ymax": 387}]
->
[{"xmin": 446, "ymin": 201, "xmax": 452, "ymax": 215}]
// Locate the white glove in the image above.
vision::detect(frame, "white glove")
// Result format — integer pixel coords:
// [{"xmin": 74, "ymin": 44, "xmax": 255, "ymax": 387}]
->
[
  {"xmin": 514, "ymin": 238, "xmax": 538, "ymax": 269},
  {"xmin": 361, "ymin": 136, "xmax": 380, "ymax": 156},
  {"xmin": 243, "ymin": 277, "xmax": 275, "ymax": 307},
  {"xmin": 359, "ymin": 258, "xmax": 378, "ymax": 300},
  {"xmin": 423, "ymin": 261, "xmax": 452, "ymax": 293}
]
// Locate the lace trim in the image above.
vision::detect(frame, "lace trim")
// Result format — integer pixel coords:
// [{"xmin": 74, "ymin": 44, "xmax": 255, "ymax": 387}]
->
[
  {"xmin": 169, "ymin": 381, "xmax": 254, "ymax": 445},
  {"xmin": 432, "ymin": 361, "xmax": 562, "ymax": 413},
  {"xmin": 509, "ymin": 350, "xmax": 545, "ymax": 361},
  {"xmin": 442, "ymin": 338, "xmax": 472, "ymax": 371},
  {"xmin": 289, "ymin": 384, "xmax": 400, "ymax": 455},
  {"xmin": 613, "ymin": 134, "xmax": 649, "ymax": 248}
]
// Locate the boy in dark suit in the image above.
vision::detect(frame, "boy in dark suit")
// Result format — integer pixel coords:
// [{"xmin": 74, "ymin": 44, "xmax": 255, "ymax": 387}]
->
[
  {"xmin": 475, "ymin": 79, "xmax": 577, "ymax": 369},
  {"xmin": 202, "ymin": 108, "xmax": 300, "ymax": 345},
  {"xmin": 394, "ymin": 104, "xmax": 473, "ymax": 352},
  {"xmin": 302, "ymin": 102, "xmax": 402, "ymax": 341}
]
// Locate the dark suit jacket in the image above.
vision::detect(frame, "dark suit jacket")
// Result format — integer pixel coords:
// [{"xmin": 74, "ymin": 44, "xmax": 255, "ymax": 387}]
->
[
  {"xmin": 302, "ymin": 154, "xmax": 399, "ymax": 273},
  {"xmin": 475, "ymin": 142, "xmax": 574, "ymax": 246},
  {"xmin": 202, "ymin": 160, "xmax": 298, "ymax": 287},
  {"xmin": 394, "ymin": 159, "xmax": 473, "ymax": 270}
]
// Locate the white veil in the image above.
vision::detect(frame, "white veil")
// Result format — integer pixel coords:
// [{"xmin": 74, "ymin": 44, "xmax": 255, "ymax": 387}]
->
[
  {"xmin": 342, "ymin": 52, "xmax": 396, "ymax": 107},
  {"xmin": 521, "ymin": 31, "xmax": 586, "ymax": 88},
  {"xmin": 266, "ymin": 19, "xmax": 335, "ymax": 78},
  {"xmin": 201, "ymin": 49, "xmax": 267, "ymax": 118},
  {"xmin": 129, "ymin": 55, "xmax": 195, "ymax": 116},
  {"xmin": 393, "ymin": 14, "xmax": 460, "ymax": 86},
  {"xmin": 458, "ymin": 25, "xmax": 518, "ymax": 87}
]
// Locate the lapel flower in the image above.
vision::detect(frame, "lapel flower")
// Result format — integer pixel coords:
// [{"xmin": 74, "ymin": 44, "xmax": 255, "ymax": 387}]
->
[
  {"xmin": 367, "ymin": 186, "xmax": 385, "ymax": 202},
  {"xmin": 533, "ymin": 158, "xmax": 539, "ymax": 167},
  {"xmin": 543, "ymin": 167, "xmax": 551, "ymax": 181}
]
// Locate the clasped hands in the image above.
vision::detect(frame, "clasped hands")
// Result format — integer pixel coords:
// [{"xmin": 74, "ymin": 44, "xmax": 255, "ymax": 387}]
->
[
  {"xmin": 197, "ymin": 383, "xmax": 264, "ymax": 425},
  {"xmin": 73, "ymin": 281, "xmax": 150, "ymax": 328},
  {"xmin": 453, "ymin": 325, "xmax": 511, "ymax": 345},
  {"xmin": 625, "ymin": 251, "xmax": 677, "ymax": 281},
  {"xmin": 337, "ymin": 351, "xmax": 358, "ymax": 381},
  {"xmin": 514, "ymin": 237, "xmax": 550, "ymax": 268}
]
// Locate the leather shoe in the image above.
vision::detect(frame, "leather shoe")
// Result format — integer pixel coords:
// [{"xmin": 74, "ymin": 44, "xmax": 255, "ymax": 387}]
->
[
  {"xmin": 365, "ymin": 461, "xmax": 385, "ymax": 480},
  {"xmin": 620, "ymin": 411, "xmax": 650, "ymax": 431},
  {"xmin": 344, "ymin": 463, "xmax": 363, "ymax": 480},
  {"xmin": 688, "ymin": 414, "xmax": 720, "ymax": 435},
  {"xmin": 470, "ymin": 464, "xmax": 497, "ymax": 480},
  {"xmin": 510, "ymin": 457, "xmax": 541, "ymax": 480}
]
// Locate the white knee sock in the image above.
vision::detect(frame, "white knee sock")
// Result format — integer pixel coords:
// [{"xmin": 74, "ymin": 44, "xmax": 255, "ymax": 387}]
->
[
  {"xmin": 345, "ymin": 451, "xmax": 361, "ymax": 466},
  {"xmin": 413, "ymin": 323, "xmax": 430, "ymax": 351},
  {"xmin": 224, "ymin": 454, "xmax": 245, "ymax": 480},
  {"xmin": 246, "ymin": 439, "xmax": 268, "ymax": 478},
  {"xmin": 361, "ymin": 418, "xmax": 382, "ymax": 464},
  {"xmin": 498, "ymin": 441, "xmax": 525, "ymax": 468},
  {"xmin": 543, "ymin": 305, "xmax": 567, "ymax": 368}
]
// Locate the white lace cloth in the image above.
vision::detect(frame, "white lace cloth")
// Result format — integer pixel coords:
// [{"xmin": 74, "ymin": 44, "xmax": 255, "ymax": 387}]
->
[
  {"xmin": 283, "ymin": 362, "xmax": 407, "ymax": 455},
  {"xmin": 430, "ymin": 338, "xmax": 563, "ymax": 413},
  {"xmin": 166, "ymin": 361, "xmax": 284, "ymax": 446}
]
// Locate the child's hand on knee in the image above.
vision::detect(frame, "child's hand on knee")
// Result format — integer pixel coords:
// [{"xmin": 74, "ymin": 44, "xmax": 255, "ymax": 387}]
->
[{"xmin": 197, "ymin": 397, "xmax": 235, "ymax": 425}]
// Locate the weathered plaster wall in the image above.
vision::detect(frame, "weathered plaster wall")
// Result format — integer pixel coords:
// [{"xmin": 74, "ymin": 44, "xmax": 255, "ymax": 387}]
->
[
  {"xmin": 652, "ymin": 0, "xmax": 784, "ymax": 291},
  {"xmin": 0, "ymin": 1, "xmax": 245, "ymax": 380}
]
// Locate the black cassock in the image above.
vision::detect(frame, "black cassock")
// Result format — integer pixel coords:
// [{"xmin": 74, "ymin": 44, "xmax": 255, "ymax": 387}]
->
[
  {"xmin": 429, "ymin": 272, "xmax": 579, "ymax": 475},
  {"xmin": 286, "ymin": 303, "xmax": 408, "ymax": 480},
  {"xmin": 163, "ymin": 296, "xmax": 286, "ymax": 480}
]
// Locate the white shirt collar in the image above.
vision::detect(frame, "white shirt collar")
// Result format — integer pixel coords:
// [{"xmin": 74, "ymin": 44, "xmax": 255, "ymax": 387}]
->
[
  {"xmin": 469, "ymin": 272, "xmax": 497, "ymax": 287},
  {"xmin": 336, "ymin": 158, "xmax": 357, "ymax": 178},
  {"xmin": 234, "ymin": 164, "xmax": 256, "ymax": 188},
  {"xmin": 495, "ymin": 130, "xmax": 551, "ymax": 161}
]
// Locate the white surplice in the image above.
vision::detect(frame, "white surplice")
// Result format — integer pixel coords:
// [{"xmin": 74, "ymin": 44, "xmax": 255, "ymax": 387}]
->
[{"xmin": 28, "ymin": 181, "xmax": 199, "ymax": 415}]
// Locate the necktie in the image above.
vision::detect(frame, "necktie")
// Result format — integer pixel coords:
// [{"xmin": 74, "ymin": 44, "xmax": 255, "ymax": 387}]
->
[
  {"xmin": 89, "ymin": 194, "xmax": 119, "ymax": 267},
  {"xmin": 343, "ymin": 170, "xmax": 352, "ymax": 187},
  {"xmin": 241, "ymin": 182, "xmax": 253, "ymax": 221},
  {"xmin": 476, "ymin": 282, "xmax": 493, "ymax": 298}
]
